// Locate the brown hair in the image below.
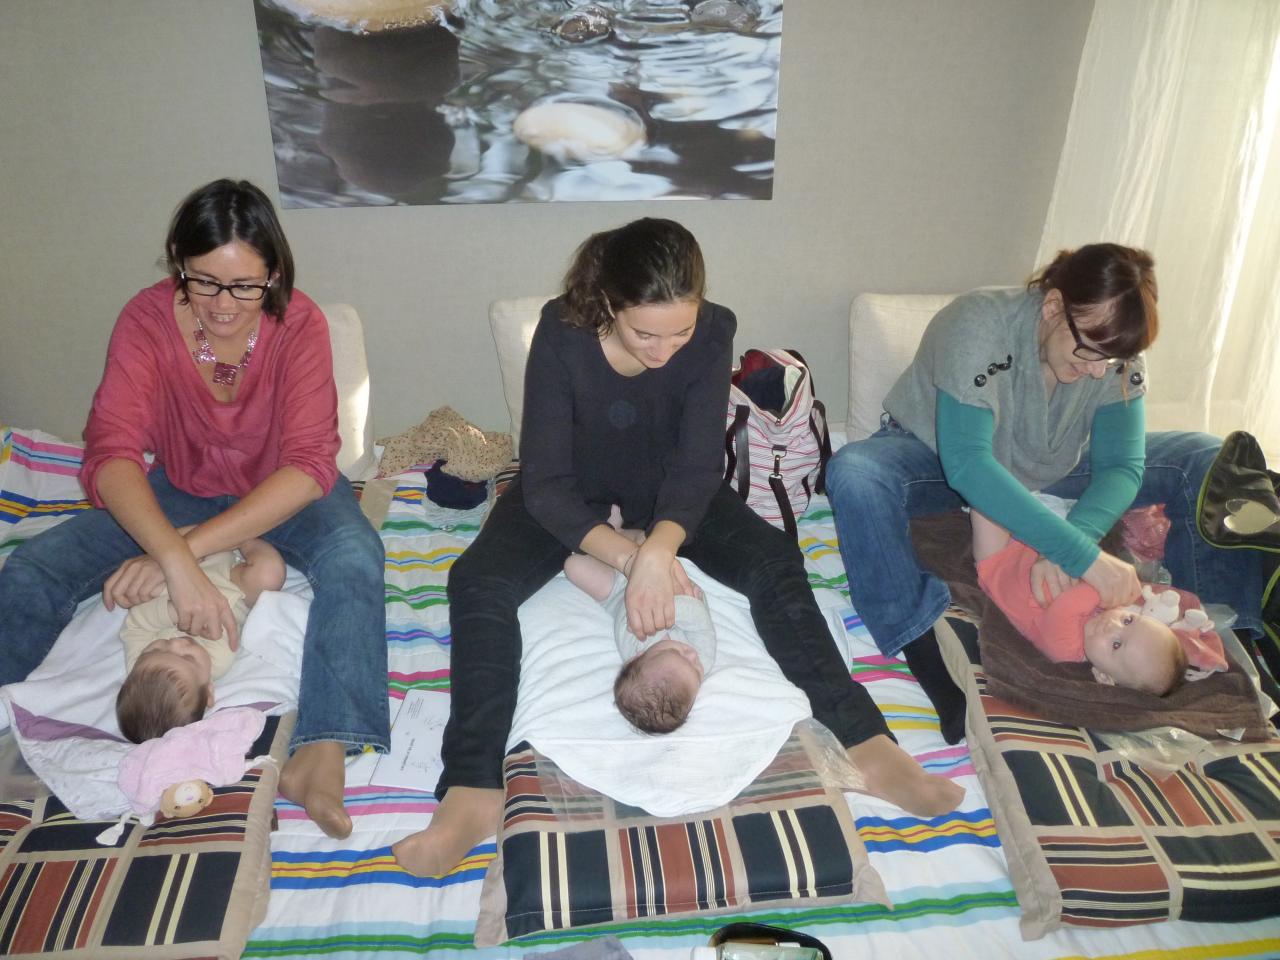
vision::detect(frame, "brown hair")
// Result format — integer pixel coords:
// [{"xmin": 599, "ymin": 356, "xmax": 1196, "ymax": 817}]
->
[
  {"xmin": 165, "ymin": 179, "xmax": 295, "ymax": 319},
  {"xmin": 561, "ymin": 218, "xmax": 706, "ymax": 336},
  {"xmin": 116, "ymin": 663, "xmax": 209, "ymax": 743},
  {"xmin": 614, "ymin": 655, "xmax": 694, "ymax": 734},
  {"xmin": 1030, "ymin": 243, "xmax": 1158, "ymax": 359}
]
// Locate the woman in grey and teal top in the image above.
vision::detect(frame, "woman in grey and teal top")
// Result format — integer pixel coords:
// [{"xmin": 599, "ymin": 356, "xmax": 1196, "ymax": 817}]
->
[{"xmin": 826, "ymin": 243, "xmax": 1265, "ymax": 742}]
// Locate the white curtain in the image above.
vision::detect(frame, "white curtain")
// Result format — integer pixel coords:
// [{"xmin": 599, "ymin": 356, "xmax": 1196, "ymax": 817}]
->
[{"xmin": 1037, "ymin": 0, "xmax": 1280, "ymax": 461}]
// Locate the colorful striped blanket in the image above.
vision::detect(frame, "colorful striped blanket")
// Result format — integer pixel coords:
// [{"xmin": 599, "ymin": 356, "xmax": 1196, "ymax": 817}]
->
[
  {"xmin": 3, "ymin": 425, "xmax": 1278, "ymax": 958},
  {"xmin": 250, "ymin": 474, "xmax": 1280, "ymax": 959}
]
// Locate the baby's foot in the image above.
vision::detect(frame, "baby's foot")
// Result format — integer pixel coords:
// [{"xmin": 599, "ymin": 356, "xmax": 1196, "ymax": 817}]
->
[
  {"xmin": 280, "ymin": 740, "xmax": 352, "ymax": 839},
  {"xmin": 393, "ymin": 786, "xmax": 503, "ymax": 877},
  {"xmin": 847, "ymin": 735, "xmax": 964, "ymax": 818}
]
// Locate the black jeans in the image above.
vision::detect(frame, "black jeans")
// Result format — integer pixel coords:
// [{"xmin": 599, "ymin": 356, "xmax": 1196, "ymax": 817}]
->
[{"xmin": 436, "ymin": 480, "xmax": 893, "ymax": 795}]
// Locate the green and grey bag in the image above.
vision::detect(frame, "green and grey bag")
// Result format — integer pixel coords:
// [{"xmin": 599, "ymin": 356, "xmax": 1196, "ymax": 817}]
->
[{"xmin": 1197, "ymin": 430, "xmax": 1280, "ymax": 686}]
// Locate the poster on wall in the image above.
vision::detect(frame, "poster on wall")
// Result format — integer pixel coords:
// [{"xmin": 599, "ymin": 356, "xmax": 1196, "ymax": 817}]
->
[{"xmin": 253, "ymin": 0, "xmax": 783, "ymax": 207}]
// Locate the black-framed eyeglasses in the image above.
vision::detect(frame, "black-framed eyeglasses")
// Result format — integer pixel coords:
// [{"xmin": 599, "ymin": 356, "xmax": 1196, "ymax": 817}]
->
[
  {"xmin": 179, "ymin": 271, "xmax": 273, "ymax": 302},
  {"xmin": 1063, "ymin": 307, "xmax": 1123, "ymax": 365}
]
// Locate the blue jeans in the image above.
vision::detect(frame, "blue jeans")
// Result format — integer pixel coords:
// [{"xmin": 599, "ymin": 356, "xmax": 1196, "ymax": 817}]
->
[
  {"xmin": 826, "ymin": 426, "xmax": 1265, "ymax": 657},
  {"xmin": 0, "ymin": 468, "xmax": 390, "ymax": 754}
]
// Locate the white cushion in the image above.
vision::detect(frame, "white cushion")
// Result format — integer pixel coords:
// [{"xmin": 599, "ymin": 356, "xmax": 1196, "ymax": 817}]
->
[
  {"xmin": 488, "ymin": 295, "xmax": 554, "ymax": 454},
  {"xmin": 320, "ymin": 303, "xmax": 379, "ymax": 481},
  {"xmin": 847, "ymin": 293, "xmax": 957, "ymax": 442}
]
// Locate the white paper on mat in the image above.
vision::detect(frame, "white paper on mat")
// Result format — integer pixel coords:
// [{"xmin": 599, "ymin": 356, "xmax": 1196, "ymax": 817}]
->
[{"xmin": 369, "ymin": 688, "xmax": 450, "ymax": 791}]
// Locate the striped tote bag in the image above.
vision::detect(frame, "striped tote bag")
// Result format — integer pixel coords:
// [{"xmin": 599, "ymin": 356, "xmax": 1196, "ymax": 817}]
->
[{"xmin": 723, "ymin": 348, "xmax": 832, "ymax": 537}]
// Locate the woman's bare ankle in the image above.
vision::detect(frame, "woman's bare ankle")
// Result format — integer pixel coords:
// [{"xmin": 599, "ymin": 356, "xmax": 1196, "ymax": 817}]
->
[
  {"xmin": 847, "ymin": 735, "xmax": 964, "ymax": 818},
  {"xmin": 393, "ymin": 786, "xmax": 503, "ymax": 878},
  {"xmin": 280, "ymin": 740, "xmax": 352, "ymax": 839}
]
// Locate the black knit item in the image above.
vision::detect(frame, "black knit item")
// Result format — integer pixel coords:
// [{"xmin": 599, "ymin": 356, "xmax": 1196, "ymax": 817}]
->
[{"xmin": 903, "ymin": 627, "xmax": 967, "ymax": 745}]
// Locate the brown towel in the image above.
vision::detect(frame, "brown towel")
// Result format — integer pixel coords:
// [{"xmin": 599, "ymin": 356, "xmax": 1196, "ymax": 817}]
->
[{"xmin": 910, "ymin": 511, "xmax": 1269, "ymax": 741}]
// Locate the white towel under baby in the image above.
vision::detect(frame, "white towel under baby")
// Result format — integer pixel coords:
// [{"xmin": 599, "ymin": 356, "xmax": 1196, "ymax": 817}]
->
[
  {"xmin": 509, "ymin": 560, "xmax": 815, "ymax": 818},
  {"xmin": 0, "ymin": 573, "xmax": 309, "ymax": 821}
]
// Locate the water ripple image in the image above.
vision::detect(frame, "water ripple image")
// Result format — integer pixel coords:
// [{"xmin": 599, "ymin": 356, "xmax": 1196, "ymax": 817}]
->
[{"xmin": 254, "ymin": 0, "xmax": 783, "ymax": 206}]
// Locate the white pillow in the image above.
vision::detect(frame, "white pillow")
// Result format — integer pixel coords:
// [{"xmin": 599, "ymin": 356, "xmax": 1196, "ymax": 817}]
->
[
  {"xmin": 847, "ymin": 293, "xmax": 956, "ymax": 442},
  {"xmin": 488, "ymin": 295, "xmax": 554, "ymax": 455},
  {"xmin": 320, "ymin": 303, "xmax": 379, "ymax": 481}
]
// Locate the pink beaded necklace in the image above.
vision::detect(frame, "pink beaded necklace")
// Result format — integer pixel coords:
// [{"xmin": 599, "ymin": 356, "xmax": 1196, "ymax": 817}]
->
[{"xmin": 191, "ymin": 316, "xmax": 259, "ymax": 387}]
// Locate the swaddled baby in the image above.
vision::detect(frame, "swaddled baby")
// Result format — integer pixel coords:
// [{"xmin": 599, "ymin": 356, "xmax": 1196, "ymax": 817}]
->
[{"xmin": 564, "ymin": 508, "xmax": 716, "ymax": 733}]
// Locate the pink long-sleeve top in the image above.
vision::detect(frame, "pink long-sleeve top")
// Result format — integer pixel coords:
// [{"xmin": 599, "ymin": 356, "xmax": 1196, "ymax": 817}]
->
[{"xmin": 81, "ymin": 279, "xmax": 340, "ymax": 505}]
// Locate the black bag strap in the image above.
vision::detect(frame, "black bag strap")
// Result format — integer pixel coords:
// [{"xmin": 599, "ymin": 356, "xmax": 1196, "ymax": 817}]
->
[
  {"xmin": 811, "ymin": 397, "xmax": 832, "ymax": 494},
  {"xmin": 768, "ymin": 443, "xmax": 799, "ymax": 539},
  {"xmin": 724, "ymin": 403, "xmax": 751, "ymax": 501},
  {"xmin": 709, "ymin": 922, "xmax": 832, "ymax": 960},
  {"xmin": 781, "ymin": 348, "xmax": 833, "ymax": 495}
]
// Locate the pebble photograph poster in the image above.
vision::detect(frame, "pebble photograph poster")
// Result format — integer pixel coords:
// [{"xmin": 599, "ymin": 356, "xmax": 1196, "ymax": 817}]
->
[{"xmin": 253, "ymin": 0, "xmax": 783, "ymax": 207}]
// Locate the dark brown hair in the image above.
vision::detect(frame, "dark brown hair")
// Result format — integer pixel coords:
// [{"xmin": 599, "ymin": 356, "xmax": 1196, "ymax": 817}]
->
[
  {"xmin": 165, "ymin": 179, "xmax": 295, "ymax": 319},
  {"xmin": 561, "ymin": 218, "xmax": 705, "ymax": 335},
  {"xmin": 614, "ymin": 655, "xmax": 694, "ymax": 734},
  {"xmin": 116, "ymin": 663, "xmax": 209, "ymax": 743},
  {"xmin": 1030, "ymin": 243, "xmax": 1158, "ymax": 359}
]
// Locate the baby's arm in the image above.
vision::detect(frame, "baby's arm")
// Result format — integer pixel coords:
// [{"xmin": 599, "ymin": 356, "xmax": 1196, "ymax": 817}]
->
[
  {"xmin": 565, "ymin": 506, "xmax": 646, "ymax": 602},
  {"xmin": 565, "ymin": 552, "xmax": 621, "ymax": 602},
  {"xmin": 231, "ymin": 538, "xmax": 287, "ymax": 606},
  {"xmin": 970, "ymin": 509, "xmax": 1012, "ymax": 563}
]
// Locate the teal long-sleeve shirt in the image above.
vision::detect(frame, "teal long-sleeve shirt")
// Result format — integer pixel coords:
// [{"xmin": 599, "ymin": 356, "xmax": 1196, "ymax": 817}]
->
[{"xmin": 936, "ymin": 390, "xmax": 1146, "ymax": 577}]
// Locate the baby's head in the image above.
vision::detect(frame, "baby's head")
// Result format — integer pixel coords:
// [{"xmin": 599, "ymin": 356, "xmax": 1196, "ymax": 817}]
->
[
  {"xmin": 1083, "ymin": 608, "xmax": 1188, "ymax": 696},
  {"xmin": 614, "ymin": 635, "xmax": 705, "ymax": 734},
  {"xmin": 117, "ymin": 635, "xmax": 216, "ymax": 743}
]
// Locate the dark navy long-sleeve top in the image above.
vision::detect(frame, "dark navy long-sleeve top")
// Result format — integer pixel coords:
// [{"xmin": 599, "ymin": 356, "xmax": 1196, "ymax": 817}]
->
[{"xmin": 519, "ymin": 296, "xmax": 736, "ymax": 550}]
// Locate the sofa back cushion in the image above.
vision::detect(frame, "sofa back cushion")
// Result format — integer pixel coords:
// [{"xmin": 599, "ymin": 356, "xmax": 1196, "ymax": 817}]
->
[
  {"xmin": 847, "ymin": 293, "xmax": 956, "ymax": 442},
  {"xmin": 321, "ymin": 302, "xmax": 378, "ymax": 481},
  {"xmin": 488, "ymin": 295, "xmax": 555, "ymax": 454}
]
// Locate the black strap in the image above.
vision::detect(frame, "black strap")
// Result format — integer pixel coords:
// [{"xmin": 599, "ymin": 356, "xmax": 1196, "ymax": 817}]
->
[
  {"xmin": 811, "ymin": 397, "xmax": 832, "ymax": 494},
  {"xmin": 723, "ymin": 404, "xmax": 751, "ymax": 501},
  {"xmin": 709, "ymin": 922, "xmax": 832, "ymax": 960},
  {"xmin": 762, "ymin": 463, "xmax": 793, "ymax": 542},
  {"xmin": 781, "ymin": 349, "xmax": 832, "ymax": 494},
  {"xmin": 726, "ymin": 409, "xmax": 798, "ymax": 537}
]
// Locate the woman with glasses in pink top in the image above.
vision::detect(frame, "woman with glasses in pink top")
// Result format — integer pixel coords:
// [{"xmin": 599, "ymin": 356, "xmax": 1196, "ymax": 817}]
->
[
  {"xmin": 824, "ymin": 243, "xmax": 1266, "ymax": 743},
  {"xmin": 0, "ymin": 179, "xmax": 389, "ymax": 839}
]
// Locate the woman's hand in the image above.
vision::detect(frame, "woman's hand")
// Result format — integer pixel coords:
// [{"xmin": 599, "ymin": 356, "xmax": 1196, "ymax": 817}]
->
[
  {"xmin": 162, "ymin": 556, "xmax": 241, "ymax": 650},
  {"xmin": 1029, "ymin": 556, "xmax": 1077, "ymax": 606},
  {"xmin": 623, "ymin": 544, "xmax": 679, "ymax": 638},
  {"xmin": 1080, "ymin": 550, "xmax": 1142, "ymax": 609},
  {"xmin": 103, "ymin": 555, "xmax": 169, "ymax": 610},
  {"xmin": 104, "ymin": 553, "xmax": 240, "ymax": 649}
]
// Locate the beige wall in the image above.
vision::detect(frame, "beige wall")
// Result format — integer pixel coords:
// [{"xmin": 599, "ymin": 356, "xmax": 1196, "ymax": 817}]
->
[{"xmin": 0, "ymin": 0, "xmax": 1092, "ymax": 441}]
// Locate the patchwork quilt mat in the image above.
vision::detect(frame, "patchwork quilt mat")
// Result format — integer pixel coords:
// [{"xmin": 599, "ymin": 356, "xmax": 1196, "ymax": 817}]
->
[
  {"xmin": 0, "ymin": 713, "xmax": 290, "ymax": 960},
  {"xmin": 475, "ymin": 722, "xmax": 887, "ymax": 946},
  {"xmin": 935, "ymin": 615, "xmax": 1280, "ymax": 939},
  {"xmin": 6, "ymin": 426, "xmax": 1280, "ymax": 959}
]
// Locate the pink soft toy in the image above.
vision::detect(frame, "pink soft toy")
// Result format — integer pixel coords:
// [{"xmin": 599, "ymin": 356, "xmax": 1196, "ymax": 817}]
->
[
  {"xmin": 118, "ymin": 707, "xmax": 267, "ymax": 821},
  {"xmin": 1126, "ymin": 584, "xmax": 1229, "ymax": 680}
]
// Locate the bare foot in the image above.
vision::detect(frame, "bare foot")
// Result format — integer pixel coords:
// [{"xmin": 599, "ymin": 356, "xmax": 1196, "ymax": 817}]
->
[
  {"xmin": 279, "ymin": 740, "xmax": 352, "ymax": 839},
  {"xmin": 847, "ymin": 735, "xmax": 964, "ymax": 818},
  {"xmin": 393, "ymin": 786, "xmax": 503, "ymax": 877}
]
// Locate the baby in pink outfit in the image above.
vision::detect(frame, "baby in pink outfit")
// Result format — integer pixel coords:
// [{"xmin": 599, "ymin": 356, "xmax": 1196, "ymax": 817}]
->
[{"xmin": 970, "ymin": 511, "xmax": 1225, "ymax": 696}]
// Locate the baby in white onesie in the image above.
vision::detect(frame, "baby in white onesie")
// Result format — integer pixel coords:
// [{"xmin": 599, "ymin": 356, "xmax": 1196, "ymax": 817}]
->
[
  {"xmin": 563, "ymin": 508, "xmax": 716, "ymax": 734},
  {"xmin": 115, "ymin": 536, "xmax": 285, "ymax": 743}
]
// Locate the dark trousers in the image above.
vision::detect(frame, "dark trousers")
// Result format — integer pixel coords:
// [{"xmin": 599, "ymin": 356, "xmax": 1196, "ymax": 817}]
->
[{"xmin": 437, "ymin": 480, "xmax": 892, "ymax": 795}]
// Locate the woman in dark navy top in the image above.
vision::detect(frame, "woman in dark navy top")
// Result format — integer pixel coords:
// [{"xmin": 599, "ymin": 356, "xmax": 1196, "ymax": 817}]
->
[{"xmin": 393, "ymin": 218, "xmax": 963, "ymax": 877}]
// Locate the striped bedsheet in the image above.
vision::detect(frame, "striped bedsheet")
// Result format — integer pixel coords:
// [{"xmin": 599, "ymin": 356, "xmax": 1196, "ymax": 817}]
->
[
  {"xmin": 247, "ymin": 477, "xmax": 1280, "ymax": 960},
  {"xmin": 3, "ymin": 428, "xmax": 1276, "ymax": 958},
  {"xmin": 0, "ymin": 427, "xmax": 91, "ymax": 564}
]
